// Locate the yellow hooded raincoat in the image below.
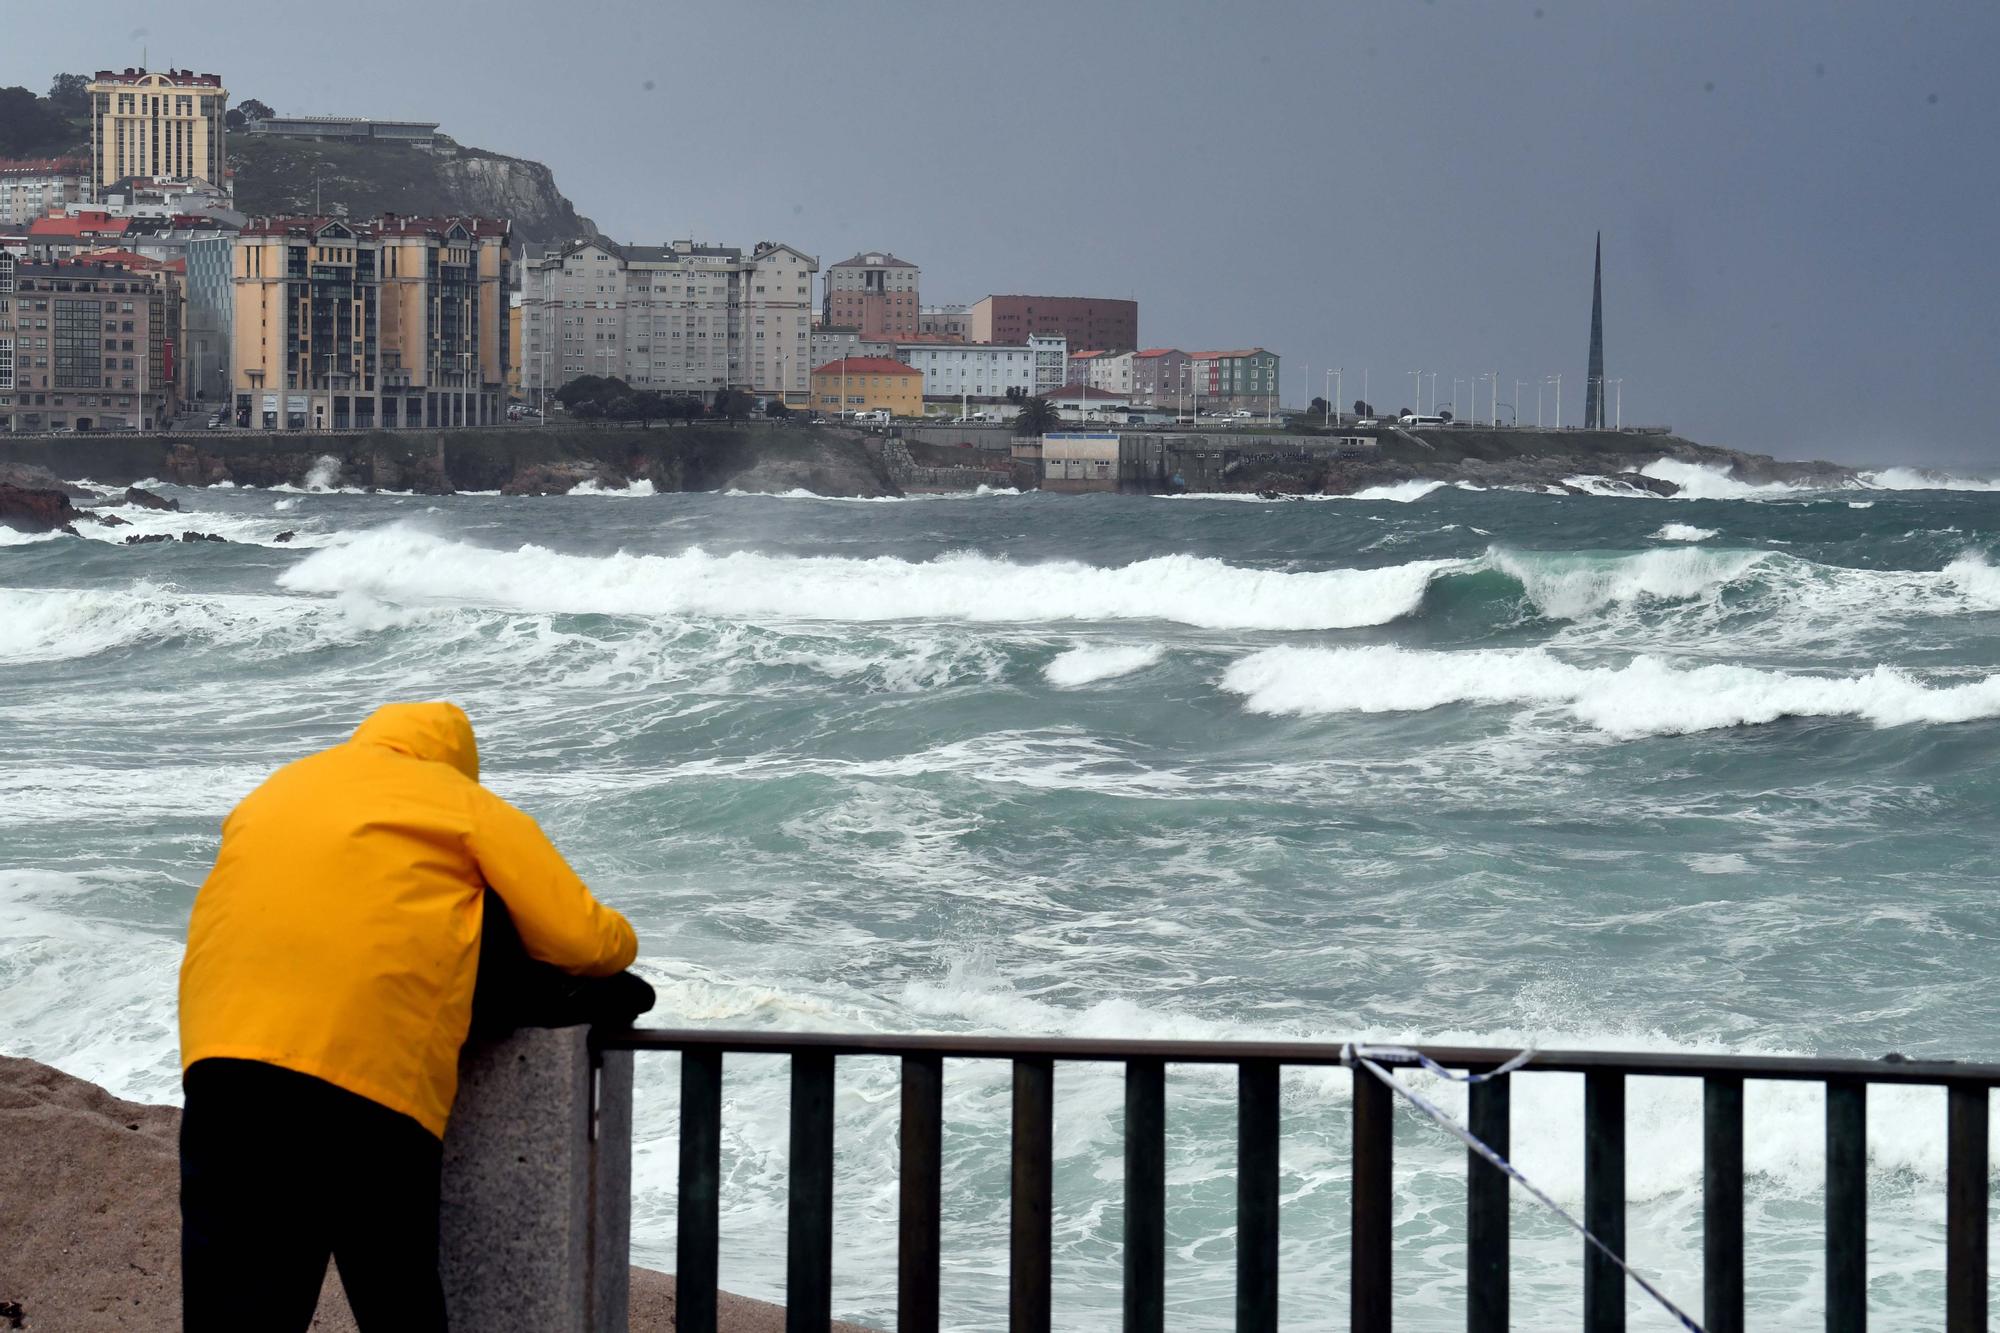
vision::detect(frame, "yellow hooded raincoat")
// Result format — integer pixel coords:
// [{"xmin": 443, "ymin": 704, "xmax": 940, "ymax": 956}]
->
[{"xmin": 179, "ymin": 703, "xmax": 638, "ymax": 1137}]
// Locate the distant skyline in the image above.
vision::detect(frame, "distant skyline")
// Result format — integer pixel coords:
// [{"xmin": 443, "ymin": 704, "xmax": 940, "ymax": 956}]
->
[{"xmin": 7, "ymin": 0, "xmax": 1997, "ymax": 465}]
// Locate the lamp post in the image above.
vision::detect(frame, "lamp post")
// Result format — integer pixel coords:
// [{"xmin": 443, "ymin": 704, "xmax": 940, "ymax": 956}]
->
[
  {"xmin": 1611, "ymin": 378, "xmax": 1624, "ymax": 429},
  {"xmin": 1409, "ymin": 369, "xmax": 1421, "ymax": 416},
  {"xmin": 1488, "ymin": 372, "xmax": 1499, "ymax": 427},
  {"xmin": 1536, "ymin": 378, "xmax": 1545, "ymax": 429},
  {"xmin": 1548, "ymin": 373, "xmax": 1562, "ymax": 430}
]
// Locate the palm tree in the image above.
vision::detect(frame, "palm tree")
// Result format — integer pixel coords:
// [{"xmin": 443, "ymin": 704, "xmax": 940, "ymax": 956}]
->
[{"xmin": 1013, "ymin": 395, "xmax": 1060, "ymax": 437}]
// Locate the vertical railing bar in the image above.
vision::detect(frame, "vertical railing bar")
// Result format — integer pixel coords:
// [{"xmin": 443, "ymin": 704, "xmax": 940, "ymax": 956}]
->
[
  {"xmin": 1466, "ymin": 1072, "xmax": 1510, "ymax": 1333},
  {"xmin": 1352, "ymin": 1065, "xmax": 1393, "ymax": 1330},
  {"xmin": 1946, "ymin": 1081, "xmax": 1988, "ymax": 1333},
  {"xmin": 676, "ymin": 1048, "xmax": 723, "ymax": 1333},
  {"xmin": 1825, "ymin": 1076, "xmax": 1867, "ymax": 1333},
  {"xmin": 786, "ymin": 1051, "xmax": 835, "ymax": 1333},
  {"xmin": 1237, "ymin": 1058, "xmax": 1281, "ymax": 1332},
  {"xmin": 1584, "ymin": 1070, "xmax": 1627, "ymax": 1333},
  {"xmin": 898, "ymin": 1053, "xmax": 943, "ymax": 1333},
  {"xmin": 1703, "ymin": 1074, "xmax": 1745, "ymax": 1333},
  {"xmin": 1124, "ymin": 1057, "xmax": 1166, "ymax": 1333},
  {"xmin": 1010, "ymin": 1056, "xmax": 1053, "ymax": 1333}
]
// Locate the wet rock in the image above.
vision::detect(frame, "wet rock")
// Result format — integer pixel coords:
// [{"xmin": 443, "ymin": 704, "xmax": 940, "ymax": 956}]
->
[
  {"xmin": 93, "ymin": 512, "xmax": 131, "ymax": 528},
  {"xmin": 0, "ymin": 463, "xmax": 91, "ymax": 498},
  {"xmin": 124, "ymin": 533, "xmax": 172, "ymax": 545},
  {"xmin": 178, "ymin": 531, "xmax": 227, "ymax": 543},
  {"xmin": 500, "ymin": 461, "xmax": 626, "ymax": 496},
  {"xmin": 0, "ymin": 483, "xmax": 81, "ymax": 533},
  {"xmin": 273, "ymin": 530, "xmax": 297, "ymax": 543},
  {"xmin": 123, "ymin": 486, "xmax": 181, "ymax": 512}
]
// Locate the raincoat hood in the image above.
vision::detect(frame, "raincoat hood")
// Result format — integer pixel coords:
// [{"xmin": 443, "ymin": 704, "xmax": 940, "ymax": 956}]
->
[{"xmin": 351, "ymin": 702, "xmax": 480, "ymax": 781}]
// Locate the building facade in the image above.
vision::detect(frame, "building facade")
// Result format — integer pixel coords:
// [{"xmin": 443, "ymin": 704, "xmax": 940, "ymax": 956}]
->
[
  {"xmin": 1189, "ymin": 348, "xmax": 1280, "ymax": 414},
  {"xmin": 88, "ymin": 68, "xmax": 228, "ymax": 189},
  {"xmin": 810, "ymin": 355, "xmax": 922, "ymax": 418},
  {"xmin": 0, "ymin": 256, "xmax": 177, "ymax": 432},
  {"xmin": 1031, "ymin": 334, "xmax": 1068, "ymax": 394},
  {"xmin": 970, "ymin": 295, "xmax": 1138, "ymax": 353},
  {"xmin": 0, "ymin": 158, "xmax": 91, "ymax": 225},
  {"xmin": 245, "ymin": 117, "xmax": 442, "ymax": 151},
  {"xmin": 1081, "ymin": 349, "xmax": 1135, "ymax": 396},
  {"xmin": 182, "ymin": 233, "xmax": 233, "ymax": 407},
  {"xmin": 823, "ymin": 251, "xmax": 919, "ymax": 341},
  {"xmin": 521, "ymin": 238, "xmax": 817, "ymax": 405},
  {"xmin": 917, "ymin": 304, "xmax": 969, "ymax": 340},
  {"xmin": 900, "ymin": 341, "xmax": 1042, "ymax": 399},
  {"xmin": 230, "ymin": 215, "xmax": 511, "ymax": 430},
  {"xmin": 1130, "ymin": 348, "xmax": 1189, "ymax": 407}
]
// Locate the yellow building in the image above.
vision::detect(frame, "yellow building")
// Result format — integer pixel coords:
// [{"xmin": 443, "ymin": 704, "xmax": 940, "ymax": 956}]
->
[
  {"xmin": 810, "ymin": 356, "xmax": 922, "ymax": 418},
  {"xmin": 88, "ymin": 68, "xmax": 228, "ymax": 189},
  {"xmin": 506, "ymin": 296, "xmax": 523, "ymax": 400},
  {"xmin": 230, "ymin": 215, "xmax": 512, "ymax": 431}
]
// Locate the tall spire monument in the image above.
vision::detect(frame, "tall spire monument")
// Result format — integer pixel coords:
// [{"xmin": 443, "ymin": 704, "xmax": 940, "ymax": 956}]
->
[{"xmin": 1584, "ymin": 233, "xmax": 1606, "ymax": 430}]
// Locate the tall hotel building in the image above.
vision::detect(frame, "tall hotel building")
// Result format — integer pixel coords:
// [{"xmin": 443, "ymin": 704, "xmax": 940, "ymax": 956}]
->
[{"xmin": 88, "ymin": 68, "xmax": 229, "ymax": 189}]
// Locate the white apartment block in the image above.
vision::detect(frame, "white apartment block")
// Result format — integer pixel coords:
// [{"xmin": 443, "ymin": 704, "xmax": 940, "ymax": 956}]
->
[
  {"xmin": 1084, "ymin": 350, "xmax": 1134, "ymax": 396},
  {"xmin": 900, "ymin": 334, "xmax": 1069, "ymax": 399},
  {"xmin": 901, "ymin": 342, "xmax": 1041, "ymax": 398},
  {"xmin": 0, "ymin": 159, "xmax": 91, "ymax": 225},
  {"xmin": 522, "ymin": 238, "xmax": 817, "ymax": 403}
]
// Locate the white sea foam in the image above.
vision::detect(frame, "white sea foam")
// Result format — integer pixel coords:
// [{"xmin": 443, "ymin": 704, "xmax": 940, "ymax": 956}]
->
[
  {"xmin": 280, "ymin": 526, "xmax": 1464, "ymax": 631},
  {"xmin": 1639, "ymin": 458, "xmax": 1807, "ymax": 500},
  {"xmin": 1044, "ymin": 643, "xmax": 1165, "ymax": 687},
  {"xmin": 568, "ymin": 478, "xmax": 658, "ymax": 497},
  {"xmin": 1220, "ymin": 644, "xmax": 2000, "ymax": 738},
  {"xmin": 1347, "ymin": 479, "xmax": 1446, "ymax": 502},
  {"xmin": 1652, "ymin": 523, "xmax": 1719, "ymax": 542},
  {"xmin": 1562, "ymin": 474, "xmax": 1661, "ymax": 498},
  {"xmin": 1489, "ymin": 546, "xmax": 1769, "ymax": 621},
  {"xmin": 1859, "ymin": 467, "xmax": 2000, "ymax": 492},
  {"xmin": 303, "ymin": 455, "xmax": 342, "ymax": 492}
]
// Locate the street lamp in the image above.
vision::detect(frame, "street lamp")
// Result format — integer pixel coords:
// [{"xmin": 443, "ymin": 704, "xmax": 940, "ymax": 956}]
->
[
  {"xmin": 1547, "ymin": 373, "xmax": 1563, "ymax": 430},
  {"xmin": 1409, "ymin": 369, "xmax": 1421, "ymax": 416},
  {"xmin": 1610, "ymin": 378, "xmax": 1624, "ymax": 430}
]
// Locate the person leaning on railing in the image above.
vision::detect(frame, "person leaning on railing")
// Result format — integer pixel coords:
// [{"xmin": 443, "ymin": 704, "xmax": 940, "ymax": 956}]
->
[{"xmin": 176, "ymin": 702, "xmax": 653, "ymax": 1332}]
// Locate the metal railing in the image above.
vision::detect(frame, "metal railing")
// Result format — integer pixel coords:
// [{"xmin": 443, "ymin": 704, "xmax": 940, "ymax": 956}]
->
[{"xmin": 594, "ymin": 1029, "xmax": 2000, "ymax": 1333}]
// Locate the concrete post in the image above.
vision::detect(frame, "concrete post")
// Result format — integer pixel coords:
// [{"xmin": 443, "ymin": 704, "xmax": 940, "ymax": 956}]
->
[{"xmin": 439, "ymin": 1025, "xmax": 632, "ymax": 1333}]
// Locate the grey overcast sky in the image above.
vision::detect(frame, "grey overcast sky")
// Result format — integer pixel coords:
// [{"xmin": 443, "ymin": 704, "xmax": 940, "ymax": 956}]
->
[{"xmin": 7, "ymin": 0, "xmax": 1997, "ymax": 465}]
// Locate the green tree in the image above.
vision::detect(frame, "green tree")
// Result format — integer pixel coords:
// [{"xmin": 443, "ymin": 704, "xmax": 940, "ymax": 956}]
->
[
  {"xmin": 764, "ymin": 398, "xmax": 792, "ymax": 419},
  {"xmin": 236, "ymin": 98, "xmax": 276, "ymax": 123},
  {"xmin": 1013, "ymin": 396, "xmax": 1060, "ymax": 436},
  {"xmin": 46, "ymin": 74, "xmax": 89, "ymax": 118},
  {"xmin": 668, "ymin": 396, "xmax": 703, "ymax": 426},
  {"xmin": 712, "ymin": 388, "xmax": 752, "ymax": 422},
  {"xmin": 0, "ymin": 87, "xmax": 77, "ymax": 157}
]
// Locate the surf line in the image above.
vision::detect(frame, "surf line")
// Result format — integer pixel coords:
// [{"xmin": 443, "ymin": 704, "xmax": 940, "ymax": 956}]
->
[{"xmin": 1339, "ymin": 1043, "xmax": 1705, "ymax": 1333}]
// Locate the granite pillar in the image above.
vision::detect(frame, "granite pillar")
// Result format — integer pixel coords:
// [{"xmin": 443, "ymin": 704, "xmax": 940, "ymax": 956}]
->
[{"xmin": 439, "ymin": 1025, "xmax": 632, "ymax": 1332}]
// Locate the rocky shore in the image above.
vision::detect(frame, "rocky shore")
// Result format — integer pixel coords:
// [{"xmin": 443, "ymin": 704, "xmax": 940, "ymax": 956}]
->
[
  {"xmin": 0, "ymin": 421, "xmax": 1881, "ymax": 504},
  {"xmin": 0, "ymin": 1057, "xmax": 869, "ymax": 1331}
]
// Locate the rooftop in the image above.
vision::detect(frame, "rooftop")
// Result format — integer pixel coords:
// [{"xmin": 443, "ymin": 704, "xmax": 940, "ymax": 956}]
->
[
  {"xmin": 0, "ymin": 158, "xmax": 89, "ymax": 177},
  {"xmin": 28, "ymin": 213, "xmax": 133, "ymax": 238},
  {"xmin": 90, "ymin": 68, "xmax": 224, "ymax": 88},
  {"xmin": 1191, "ymin": 348, "xmax": 1271, "ymax": 360},
  {"xmin": 1134, "ymin": 347, "xmax": 1185, "ymax": 359},
  {"xmin": 811, "ymin": 356, "xmax": 921, "ymax": 376},
  {"xmin": 830, "ymin": 251, "xmax": 919, "ymax": 270}
]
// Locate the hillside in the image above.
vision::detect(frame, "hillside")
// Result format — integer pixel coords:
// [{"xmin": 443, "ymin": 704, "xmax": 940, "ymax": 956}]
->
[{"xmin": 229, "ymin": 134, "xmax": 595, "ymax": 252}]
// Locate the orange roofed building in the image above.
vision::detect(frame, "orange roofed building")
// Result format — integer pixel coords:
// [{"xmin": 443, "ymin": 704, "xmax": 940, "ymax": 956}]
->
[{"xmin": 810, "ymin": 356, "xmax": 922, "ymax": 418}]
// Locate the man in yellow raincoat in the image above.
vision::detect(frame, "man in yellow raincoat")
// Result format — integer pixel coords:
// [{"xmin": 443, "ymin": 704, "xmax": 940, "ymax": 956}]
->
[{"xmin": 178, "ymin": 702, "xmax": 644, "ymax": 1331}]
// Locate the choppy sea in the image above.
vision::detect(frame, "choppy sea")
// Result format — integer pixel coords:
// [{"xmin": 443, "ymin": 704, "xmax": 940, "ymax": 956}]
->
[{"xmin": 5, "ymin": 460, "xmax": 2000, "ymax": 1328}]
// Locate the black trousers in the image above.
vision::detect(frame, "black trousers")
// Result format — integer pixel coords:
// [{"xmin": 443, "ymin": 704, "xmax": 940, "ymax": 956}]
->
[{"xmin": 181, "ymin": 893, "xmax": 654, "ymax": 1332}]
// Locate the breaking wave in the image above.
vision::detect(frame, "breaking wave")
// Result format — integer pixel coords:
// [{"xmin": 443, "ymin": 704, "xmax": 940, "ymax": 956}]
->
[
  {"xmin": 1638, "ymin": 459, "xmax": 1809, "ymax": 500},
  {"xmin": 1653, "ymin": 523, "xmax": 1719, "ymax": 542},
  {"xmin": 1859, "ymin": 467, "xmax": 2000, "ymax": 492},
  {"xmin": 278, "ymin": 527, "xmax": 1459, "ymax": 631},
  {"xmin": 1044, "ymin": 643, "xmax": 1165, "ymax": 687},
  {"xmin": 1220, "ymin": 644, "xmax": 2000, "ymax": 738},
  {"xmin": 569, "ymin": 478, "xmax": 659, "ymax": 497}
]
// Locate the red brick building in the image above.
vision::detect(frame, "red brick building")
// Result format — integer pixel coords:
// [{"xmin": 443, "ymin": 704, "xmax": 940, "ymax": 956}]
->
[
  {"xmin": 969, "ymin": 295, "xmax": 1137, "ymax": 353},
  {"xmin": 822, "ymin": 251, "xmax": 919, "ymax": 341}
]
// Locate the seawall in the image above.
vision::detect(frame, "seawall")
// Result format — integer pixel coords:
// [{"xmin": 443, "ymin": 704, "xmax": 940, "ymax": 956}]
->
[{"xmin": 0, "ymin": 423, "xmax": 902, "ymax": 498}]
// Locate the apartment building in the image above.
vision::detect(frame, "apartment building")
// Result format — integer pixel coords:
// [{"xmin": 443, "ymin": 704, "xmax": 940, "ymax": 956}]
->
[
  {"xmin": 900, "ymin": 341, "xmax": 1043, "ymax": 400},
  {"xmin": 0, "ymin": 158, "xmax": 91, "ymax": 225},
  {"xmin": 1130, "ymin": 348, "xmax": 1190, "ymax": 407},
  {"xmin": 970, "ymin": 295, "xmax": 1137, "ymax": 353},
  {"xmin": 1189, "ymin": 348, "xmax": 1281, "ymax": 414},
  {"xmin": 1077, "ymin": 349, "xmax": 1135, "ymax": 396},
  {"xmin": 823, "ymin": 251, "xmax": 919, "ymax": 341},
  {"xmin": 810, "ymin": 356, "xmax": 922, "ymax": 418},
  {"xmin": 88, "ymin": 68, "xmax": 228, "ymax": 189},
  {"xmin": 917, "ymin": 304, "xmax": 969, "ymax": 340},
  {"xmin": 230, "ymin": 214, "xmax": 511, "ymax": 430},
  {"xmin": 182, "ymin": 233, "xmax": 234, "ymax": 406},
  {"xmin": 521, "ymin": 238, "xmax": 817, "ymax": 405},
  {"xmin": 0, "ymin": 255, "xmax": 177, "ymax": 432}
]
